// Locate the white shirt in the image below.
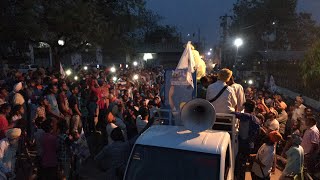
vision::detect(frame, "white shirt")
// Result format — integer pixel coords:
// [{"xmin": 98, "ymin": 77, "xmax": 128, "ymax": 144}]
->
[
  {"xmin": 136, "ymin": 116, "xmax": 148, "ymax": 133},
  {"xmin": 292, "ymin": 104, "xmax": 306, "ymax": 122},
  {"xmin": 265, "ymin": 119, "xmax": 280, "ymax": 132},
  {"xmin": 231, "ymin": 83, "xmax": 246, "ymax": 112},
  {"xmin": 301, "ymin": 125, "xmax": 320, "ymax": 155},
  {"xmin": 206, "ymin": 81, "xmax": 237, "ymax": 113},
  {"xmin": 282, "ymin": 145, "xmax": 304, "ymax": 175},
  {"xmin": 252, "ymin": 143, "xmax": 275, "ymax": 178}
]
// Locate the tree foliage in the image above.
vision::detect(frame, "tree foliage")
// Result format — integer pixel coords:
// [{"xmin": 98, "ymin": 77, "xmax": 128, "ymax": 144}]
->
[
  {"xmin": 227, "ymin": 0, "xmax": 320, "ymax": 53},
  {"xmin": 301, "ymin": 40, "xmax": 320, "ymax": 87},
  {"xmin": 0, "ymin": 0, "xmax": 166, "ymax": 63}
]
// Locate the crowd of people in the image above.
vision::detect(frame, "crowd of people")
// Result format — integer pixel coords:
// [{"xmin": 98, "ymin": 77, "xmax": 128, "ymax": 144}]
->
[
  {"xmin": 201, "ymin": 68, "xmax": 319, "ymax": 180},
  {"xmin": 0, "ymin": 65, "xmax": 165, "ymax": 179},
  {"xmin": 0, "ymin": 64, "xmax": 318, "ymax": 180}
]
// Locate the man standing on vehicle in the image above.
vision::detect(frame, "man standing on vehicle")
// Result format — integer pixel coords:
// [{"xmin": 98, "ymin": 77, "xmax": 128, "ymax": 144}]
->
[{"xmin": 206, "ymin": 68, "xmax": 237, "ymax": 113}]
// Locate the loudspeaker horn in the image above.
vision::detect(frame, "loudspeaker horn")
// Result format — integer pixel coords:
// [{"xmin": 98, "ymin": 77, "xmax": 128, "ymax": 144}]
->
[{"xmin": 181, "ymin": 98, "xmax": 216, "ymax": 132}]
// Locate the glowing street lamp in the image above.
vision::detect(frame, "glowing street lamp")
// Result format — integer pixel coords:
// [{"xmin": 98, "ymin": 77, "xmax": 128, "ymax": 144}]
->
[
  {"xmin": 112, "ymin": 76, "xmax": 117, "ymax": 82},
  {"xmin": 133, "ymin": 74, "xmax": 139, "ymax": 80},
  {"xmin": 66, "ymin": 69, "xmax": 72, "ymax": 76},
  {"xmin": 210, "ymin": 48, "xmax": 213, "ymax": 51},
  {"xmin": 234, "ymin": 38, "xmax": 243, "ymax": 48},
  {"xmin": 74, "ymin": 76, "xmax": 79, "ymax": 81},
  {"xmin": 83, "ymin": 66, "xmax": 88, "ymax": 70},
  {"xmin": 58, "ymin": 39, "xmax": 65, "ymax": 46},
  {"xmin": 234, "ymin": 38, "xmax": 243, "ymax": 66},
  {"xmin": 110, "ymin": 67, "xmax": 116, "ymax": 73},
  {"xmin": 207, "ymin": 52, "xmax": 212, "ymax": 56},
  {"xmin": 126, "ymin": 64, "xmax": 129, "ymax": 68},
  {"xmin": 248, "ymin": 79, "xmax": 253, "ymax": 85},
  {"xmin": 133, "ymin": 61, "xmax": 138, "ymax": 67}
]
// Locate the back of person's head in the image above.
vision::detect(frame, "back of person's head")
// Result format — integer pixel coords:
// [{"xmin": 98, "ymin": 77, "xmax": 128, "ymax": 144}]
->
[
  {"xmin": 110, "ymin": 127, "xmax": 125, "ymax": 142},
  {"xmin": 0, "ymin": 103, "xmax": 11, "ymax": 114},
  {"xmin": 243, "ymin": 99, "xmax": 256, "ymax": 113},
  {"xmin": 306, "ymin": 116, "xmax": 317, "ymax": 126},
  {"xmin": 200, "ymin": 76, "xmax": 209, "ymax": 86},
  {"xmin": 41, "ymin": 119, "xmax": 52, "ymax": 133},
  {"xmin": 139, "ymin": 107, "xmax": 149, "ymax": 120},
  {"xmin": 218, "ymin": 68, "xmax": 233, "ymax": 82}
]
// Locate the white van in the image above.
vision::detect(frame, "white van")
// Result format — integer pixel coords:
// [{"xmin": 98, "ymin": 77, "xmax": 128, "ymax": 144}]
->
[{"xmin": 124, "ymin": 99, "xmax": 236, "ymax": 180}]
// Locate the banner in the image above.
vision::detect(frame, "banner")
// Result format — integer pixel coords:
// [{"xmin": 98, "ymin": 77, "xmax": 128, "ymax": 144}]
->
[
  {"xmin": 60, "ymin": 62, "xmax": 66, "ymax": 79},
  {"xmin": 173, "ymin": 41, "xmax": 195, "ymax": 88}
]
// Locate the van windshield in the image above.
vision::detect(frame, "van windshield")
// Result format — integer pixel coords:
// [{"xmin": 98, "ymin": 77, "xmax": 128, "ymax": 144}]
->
[{"xmin": 125, "ymin": 145, "xmax": 221, "ymax": 180}]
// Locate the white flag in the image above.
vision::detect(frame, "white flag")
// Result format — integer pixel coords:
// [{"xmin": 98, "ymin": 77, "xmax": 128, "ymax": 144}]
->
[
  {"xmin": 60, "ymin": 62, "xmax": 66, "ymax": 79},
  {"xmin": 172, "ymin": 41, "xmax": 195, "ymax": 88}
]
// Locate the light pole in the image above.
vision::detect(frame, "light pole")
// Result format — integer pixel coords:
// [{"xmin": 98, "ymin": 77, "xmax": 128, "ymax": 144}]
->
[{"xmin": 234, "ymin": 38, "xmax": 243, "ymax": 67}]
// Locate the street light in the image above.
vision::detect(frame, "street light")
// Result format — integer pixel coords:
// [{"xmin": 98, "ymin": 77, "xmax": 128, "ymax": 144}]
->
[
  {"xmin": 126, "ymin": 64, "xmax": 129, "ymax": 68},
  {"xmin": 74, "ymin": 76, "xmax": 79, "ymax": 81},
  {"xmin": 133, "ymin": 74, "xmax": 139, "ymax": 80},
  {"xmin": 133, "ymin": 61, "xmax": 138, "ymax": 67},
  {"xmin": 210, "ymin": 48, "xmax": 213, "ymax": 51},
  {"xmin": 66, "ymin": 69, "xmax": 72, "ymax": 76},
  {"xmin": 207, "ymin": 52, "xmax": 212, "ymax": 56},
  {"xmin": 234, "ymin": 38, "xmax": 243, "ymax": 48},
  {"xmin": 83, "ymin": 66, "xmax": 88, "ymax": 70},
  {"xmin": 234, "ymin": 38, "xmax": 243, "ymax": 66},
  {"xmin": 58, "ymin": 39, "xmax": 65, "ymax": 46},
  {"xmin": 248, "ymin": 79, "xmax": 253, "ymax": 85},
  {"xmin": 112, "ymin": 76, "xmax": 117, "ymax": 82},
  {"xmin": 110, "ymin": 67, "xmax": 116, "ymax": 73}
]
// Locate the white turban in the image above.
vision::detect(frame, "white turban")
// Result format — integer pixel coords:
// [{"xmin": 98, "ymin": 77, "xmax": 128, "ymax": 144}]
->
[
  {"xmin": 13, "ymin": 82, "xmax": 23, "ymax": 93},
  {"xmin": 6, "ymin": 128, "xmax": 22, "ymax": 139}
]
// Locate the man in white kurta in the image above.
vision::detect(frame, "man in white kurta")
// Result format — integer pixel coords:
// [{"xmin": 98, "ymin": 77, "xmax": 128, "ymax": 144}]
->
[{"xmin": 206, "ymin": 69, "xmax": 237, "ymax": 113}]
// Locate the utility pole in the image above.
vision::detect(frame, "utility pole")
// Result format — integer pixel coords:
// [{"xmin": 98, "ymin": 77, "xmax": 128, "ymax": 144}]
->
[{"xmin": 219, "ymin": 14, "xmax": 232, "ymax": 67}]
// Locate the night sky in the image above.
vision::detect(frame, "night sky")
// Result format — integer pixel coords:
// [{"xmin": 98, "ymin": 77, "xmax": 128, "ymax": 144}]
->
[{"xmin": 146, "ymin": 0, "xmax": 320, "ymax": 48}]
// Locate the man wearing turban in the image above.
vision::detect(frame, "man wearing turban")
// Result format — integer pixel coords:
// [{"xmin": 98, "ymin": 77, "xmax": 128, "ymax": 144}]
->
[{"xmin": 0, "ymin": 128, "xmax": 22, "ymax": 179}]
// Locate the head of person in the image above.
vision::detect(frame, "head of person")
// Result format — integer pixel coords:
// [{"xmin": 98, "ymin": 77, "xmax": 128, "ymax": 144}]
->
[
  {"xmin": 41, "ymin": 119, "xmax": 53, "ymax": 133},
  {"xmin": 70, "ymin": 85, "xmax": 79, "ymax": 95},
  {"xmin": 6, "ymin": 128, "xmax": 21, "ymax": 147},
  {"xmin": 0, "ymin": 103, "xmax": 11, "ymax": 116},
  {"xmin": 122, "ymin": 94, "xmax": 128, "ymax": 102},
  {"xmin": 292, "ymin": 120, "xmax": 300, "ymax": 131},
  {"xmin": 305, "ymin": 108, "xmax": 313, "ymax": 117},
  {"xmin": 243, "ymin": 99, "xmax": 256, "ymax": 113},
  {"xmin": 290, "ymin": 133, "xmax": 302, "ymax": 146},
  {"xmin": 267, "ymin": 131, "xmax": 283, "ymax": 145},
  {"xmin": 200, "ymin": 76, "xmax": 210, "ymax": 88},
  {"xmin": 59, "ymin": 81, "xmax": 68, "ymax": 92},
  {"xmin": 110, "ymin": 127, "xmax": 125, "ymax": 142},
  {"xmin": 306, "ymin": 116, "xmax": 317, "ymax": 127},
  {"xmin": 48, "ymin": 84, "xmax": 58, "ymax": 94},
  {"xmin": 12, "ymin": 105, "xmax": 24, "ymax": 116},
  {"xmin": 0, "ymin": 88, "xmax": 8, "ymax": 98},
  {"xmin": 139, "ymin": 107, "xmax": 149, "ymax": 120},
  {"xmin": 265, "ymin": 112, "xmax": 276, "ymax": 122},
  {"xmin": 295, "ymin": 96, "xmax": 304, "ymax": 107},
  {"xmin": 218, "ymin": 68, "xmax": 233, "ymax": 82}
]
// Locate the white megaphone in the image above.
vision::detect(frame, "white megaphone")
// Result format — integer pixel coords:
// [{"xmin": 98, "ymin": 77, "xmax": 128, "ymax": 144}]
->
[{"xmin": 181, "ymin": 98, "xmax": 216, "ymax": 132}]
